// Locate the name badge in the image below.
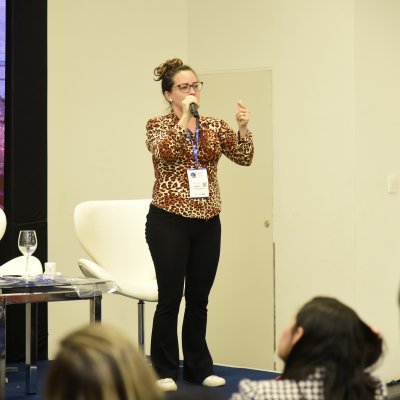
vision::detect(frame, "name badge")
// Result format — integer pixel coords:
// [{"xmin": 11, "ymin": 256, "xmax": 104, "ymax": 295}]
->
[{"xmin": 187, "ymin": 168, "xmax": 209, "ymax": 198}]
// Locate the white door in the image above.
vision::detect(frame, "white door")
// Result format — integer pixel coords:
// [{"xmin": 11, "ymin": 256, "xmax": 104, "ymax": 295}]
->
[{"xmin": 200, "ymin": 70, "xmax": 274, "ymax": 369}]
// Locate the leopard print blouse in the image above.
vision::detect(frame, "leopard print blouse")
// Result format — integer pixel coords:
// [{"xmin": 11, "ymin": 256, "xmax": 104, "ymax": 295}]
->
[{"xmin": 146, "ymin": 112, "xmax": 254, "ymax": 219}]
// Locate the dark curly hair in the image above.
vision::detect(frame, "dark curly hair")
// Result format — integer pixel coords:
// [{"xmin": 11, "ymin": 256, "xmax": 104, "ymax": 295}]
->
[
  {"xmin": 153, "ymin": 58, "xmax": 197, "ymax": 93},
  {"xmin": 282, "ymin": 297, "xmax": 383, "ymax": 400}
]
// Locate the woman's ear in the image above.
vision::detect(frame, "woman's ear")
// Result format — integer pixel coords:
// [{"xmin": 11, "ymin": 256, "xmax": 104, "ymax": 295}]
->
[
  {"xmin": 164, "ymin": 91, "xmax": 172, "ymax": 103},
  {"xmin": 292, "ymin": 326, "xmax": 304, "ymax": 346}
]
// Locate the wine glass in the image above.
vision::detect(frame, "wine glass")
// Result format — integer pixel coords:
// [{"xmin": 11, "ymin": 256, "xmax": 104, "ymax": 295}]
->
[{"xmin": 18, "ymin": 230, "xmax": 37, "ymax": 277}]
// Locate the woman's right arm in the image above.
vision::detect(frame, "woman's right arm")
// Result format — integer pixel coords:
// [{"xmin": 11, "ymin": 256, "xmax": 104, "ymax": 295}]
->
[{"xmin": 145, "ymin": 117, "xmax": 186, "ymax": 162}]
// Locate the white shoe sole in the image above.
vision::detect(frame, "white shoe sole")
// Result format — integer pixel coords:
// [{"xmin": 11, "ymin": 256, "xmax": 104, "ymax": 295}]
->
[
  {"xmin": 157, "ymin": 379, "xmax": 177, "ymax": 391},
  {"xmin": 202, "ymin": 375, "xmax": 226, "ymax": 387}
]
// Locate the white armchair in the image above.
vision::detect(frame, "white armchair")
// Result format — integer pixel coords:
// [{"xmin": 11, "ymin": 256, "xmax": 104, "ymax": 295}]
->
[{"xmin": 74, "ymin": 199, "xmax": 158, "ymax": 352}]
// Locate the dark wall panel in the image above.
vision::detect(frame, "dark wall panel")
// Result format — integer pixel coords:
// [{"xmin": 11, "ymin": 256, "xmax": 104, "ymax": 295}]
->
[{"xmin": 0, "ymin": 0, "xmax": 48, "ymax": 361}]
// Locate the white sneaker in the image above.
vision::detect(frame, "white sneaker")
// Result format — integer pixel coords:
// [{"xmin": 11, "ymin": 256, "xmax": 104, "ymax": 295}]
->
[
  {"xmin": 156, "ymin": 378, "xmax": 177, "ymax": 391},
  {"xmin": 202, "ymin": 375, "xmax": 226, "ymax": 387}
]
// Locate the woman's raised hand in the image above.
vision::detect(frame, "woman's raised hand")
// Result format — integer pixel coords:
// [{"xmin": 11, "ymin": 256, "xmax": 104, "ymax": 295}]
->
[{"xmin": 235, "ymin": 100, "xmax": 250, "ymax": 138}]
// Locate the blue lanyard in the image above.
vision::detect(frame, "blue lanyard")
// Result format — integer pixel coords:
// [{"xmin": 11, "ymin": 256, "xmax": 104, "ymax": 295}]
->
[{"xmin": 186, "ymin": 123, "xmax": 200, "ymax": 167}]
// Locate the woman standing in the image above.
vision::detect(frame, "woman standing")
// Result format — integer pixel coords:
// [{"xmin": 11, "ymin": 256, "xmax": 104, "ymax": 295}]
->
[{"xmin": 145, "ymin": 58, "xmax": 254, "ymax": 391}]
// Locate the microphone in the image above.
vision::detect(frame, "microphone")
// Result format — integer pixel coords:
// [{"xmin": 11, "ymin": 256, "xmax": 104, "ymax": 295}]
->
[{"xmin": 189, "ymin": 103, "xmax": 199, "ymax": 119}]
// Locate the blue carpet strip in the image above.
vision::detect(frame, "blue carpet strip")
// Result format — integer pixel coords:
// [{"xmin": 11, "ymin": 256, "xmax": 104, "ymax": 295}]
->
[{"xmin": 6, "ymin": 361, "xmax": 278, "ymax": 399}]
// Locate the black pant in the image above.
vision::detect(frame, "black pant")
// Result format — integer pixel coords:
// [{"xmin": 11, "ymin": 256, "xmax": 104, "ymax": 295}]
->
[{"xmin": 145, "ymin": 204, "xmax": 221, "ymax": 383}]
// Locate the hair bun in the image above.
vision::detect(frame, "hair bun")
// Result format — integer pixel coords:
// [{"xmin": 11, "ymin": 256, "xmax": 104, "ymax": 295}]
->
[{"xmin": 154, "ymin": 58, "xmax": 183, "ymax": 81}]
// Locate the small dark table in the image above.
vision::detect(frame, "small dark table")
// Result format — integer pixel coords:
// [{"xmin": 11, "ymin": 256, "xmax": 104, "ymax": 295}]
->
[{"xmin": 0, "ymin": 276, "xmax": 116, "ymax": 400}]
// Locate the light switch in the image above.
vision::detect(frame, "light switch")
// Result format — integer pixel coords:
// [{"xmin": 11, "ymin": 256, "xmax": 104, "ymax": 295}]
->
[{"xmin": 387, "ymin": 174, "xmax": 399, "ymax": 194}]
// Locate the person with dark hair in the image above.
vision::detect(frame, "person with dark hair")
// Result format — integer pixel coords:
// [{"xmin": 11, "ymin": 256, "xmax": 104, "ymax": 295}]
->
[
  {"xmin": 44, "ymin": 324, "xmax": 163, "ymax": 400},
  {"xmin": 145, "ymin": 58, "xmax": 254, "ymax": 391},
  {"xmin": 231, "ymin": 296, "xmax": 387, "ymax": 400}
]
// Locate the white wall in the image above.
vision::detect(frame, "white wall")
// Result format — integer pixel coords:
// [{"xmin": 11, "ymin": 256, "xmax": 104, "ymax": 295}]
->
[
  {"xmin": 47, "ymin": 0, "xmax": 189, "ymax": 355},
  {"xmin": 48, "ymin": 0, "xmax": 400, "ymax": 382},
  {"xmin": 190, "ymin": 0, "xmax": 400, "ymax": 380},
  {"xmin": 353, "ymin": 0, "xmax": 400, "ymax": 379}
]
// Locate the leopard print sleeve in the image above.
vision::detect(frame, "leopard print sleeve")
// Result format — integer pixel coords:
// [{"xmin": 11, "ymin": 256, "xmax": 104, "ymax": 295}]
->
[
  {"xmin": 146, "ymin": 114, "xmax": 186, "ymax": 161},
  {"xmin": 217, "ymin": 119, "xmax": 254, "ymax": 166}
]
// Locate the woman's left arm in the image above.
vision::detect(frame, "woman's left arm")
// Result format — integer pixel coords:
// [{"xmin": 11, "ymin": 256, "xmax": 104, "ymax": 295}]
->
[{"xmin": 218, "ymin": 101, "xmax": 254, "ymax": 166}]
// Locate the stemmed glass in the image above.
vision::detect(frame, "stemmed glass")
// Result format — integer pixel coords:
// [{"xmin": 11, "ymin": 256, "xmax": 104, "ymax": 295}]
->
[{"xmin": 18, "ymin": 230, "xmax": 37, "ymax": 277}]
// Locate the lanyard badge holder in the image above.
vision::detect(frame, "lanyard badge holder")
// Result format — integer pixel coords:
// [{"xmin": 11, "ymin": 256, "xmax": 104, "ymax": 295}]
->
[{"xmin": 186, "ymin": 122, "xmax": 209, "ymax": 198}]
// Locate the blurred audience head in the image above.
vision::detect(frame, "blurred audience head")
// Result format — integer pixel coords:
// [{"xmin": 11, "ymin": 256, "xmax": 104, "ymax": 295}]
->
[
  {"xmin": 280, "ymin": 296, "xmax": 383, "ymax": 370},
  {"xmin": 44, "ymin": 323, "xmax": 163, "ymax": 400},
  {"xmin": 280, "ymin": 296, "xmax": 383, "ymax": 399}
]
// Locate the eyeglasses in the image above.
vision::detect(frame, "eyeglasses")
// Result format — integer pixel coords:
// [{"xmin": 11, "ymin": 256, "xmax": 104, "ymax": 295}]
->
[{"xmin": 174, "ymin": 82, "xmax": 204, "ymax": 93}]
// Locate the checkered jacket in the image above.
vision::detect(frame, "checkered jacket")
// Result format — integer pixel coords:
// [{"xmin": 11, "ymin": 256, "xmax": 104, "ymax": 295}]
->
[{"xmin": 230, "ymin": 368, "xmax": 387, "ymax": 400}]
